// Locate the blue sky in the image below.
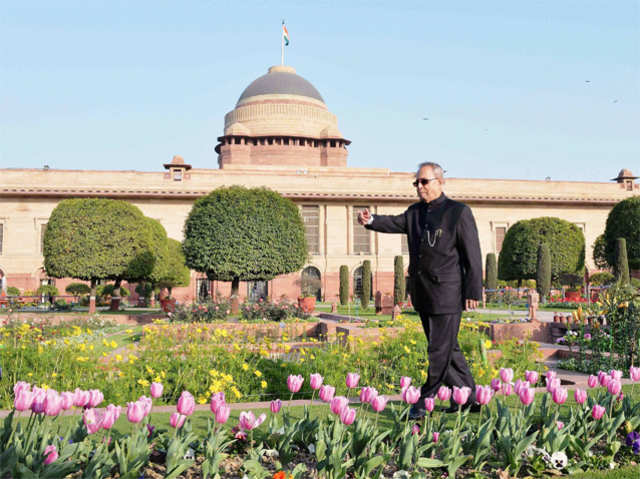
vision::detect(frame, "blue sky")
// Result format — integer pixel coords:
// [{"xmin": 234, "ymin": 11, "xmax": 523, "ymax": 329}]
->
[{"xmin": 2, "ymin": 1, "xmax": 638, "ymax": 181}]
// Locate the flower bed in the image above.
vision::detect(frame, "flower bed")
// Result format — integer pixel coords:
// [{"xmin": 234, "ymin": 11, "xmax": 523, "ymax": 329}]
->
[{"xmin": 2, "ymin": 366, "xmax": 640, "ymax": 478}]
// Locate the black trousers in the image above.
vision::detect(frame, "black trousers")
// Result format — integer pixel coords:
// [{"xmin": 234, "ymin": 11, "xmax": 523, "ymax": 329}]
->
[{"xmin": 418, "ymin": 311, "xmax": 476, "ymax": 402}]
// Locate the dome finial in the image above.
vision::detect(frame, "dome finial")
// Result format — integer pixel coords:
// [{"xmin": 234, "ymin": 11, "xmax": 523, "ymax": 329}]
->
[{"xmin": 269, "ymin": 65, "xmax": 296, "ymax": 74}]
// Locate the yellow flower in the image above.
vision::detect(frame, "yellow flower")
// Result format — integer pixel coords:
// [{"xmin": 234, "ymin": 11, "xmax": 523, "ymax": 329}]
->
[
  {"xmin": 51, "ymin": 372, "xmax": 58, "ymax": 378},
  {"xmin": 146, "ymin": 366, "xmax": 154, "ymax": 375},
  {"xmin": 484, "ymin": 339, "xmax": 493, "ymax": 349},
  {"xmin": 154, "ymin": 375, "xmax": 162, "ymax": 383},
  {"xmin": 403, "ymin": 346, "xmax": 411, "ymax": 354},
  {"xmin": 198, "ymin": 396, "xmax": 207, "ymax": 405},
  {"xmin": 126, "ymin": 329, "xmax": 133, "ymax": 334},
  {"xmin": 242, "ymin": 363, "xmax": 249, "ymax": 371},
  {"xmin": 27, "ymin": 372, "xmax": 33, "ymax": 377},
  {"xmin": 115, "ymin": 354, "xmax": 123, "ymax": 361},
  {"xmin": 110, "ymin": 340, "xmax": 117, "ymax": 348},
  {"xmin": 137, "ymin": 379, "xmax": 150, "ymax": 387},
  {"xmin": 161, "ymin": 371, "xmax": 166, "ymax": 379},
  {"xmin": 254, "ymin": 370, "xmax": 262, "ymax": 378},
  {"xmin": 409, "ymin": 339, "xmax": 416, "ymax": 345},
  {"xmin": 41, "ymin": 383, "xmax": 49, "ymax": 389},
  {"xmin": 232, "ymin": 386, "xmax": 242, "ymax": 399},
  {"xmin": 261, "ymin": 380, "xmax": 267, "ymax": 389}
]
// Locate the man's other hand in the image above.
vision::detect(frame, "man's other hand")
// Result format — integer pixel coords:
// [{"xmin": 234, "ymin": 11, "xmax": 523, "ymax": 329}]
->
[
  {"xmin": 357, "ymin": 208, "xmax": 371, "ymax": 226},
  {"xmin": 465, "ymin": 299, "xmax": 478, "ymax": 311}
]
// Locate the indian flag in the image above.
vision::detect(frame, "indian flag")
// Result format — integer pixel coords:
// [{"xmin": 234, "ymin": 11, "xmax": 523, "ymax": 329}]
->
[{"xmin": 282, "ymin": 23, "xmax": 290, "ymax": 46}]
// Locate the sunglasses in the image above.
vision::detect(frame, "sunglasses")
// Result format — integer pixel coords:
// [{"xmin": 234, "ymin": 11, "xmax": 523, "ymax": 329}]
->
[{"xmin": 412, "ymin": 178, "xmax": 439, "ymax": 187}]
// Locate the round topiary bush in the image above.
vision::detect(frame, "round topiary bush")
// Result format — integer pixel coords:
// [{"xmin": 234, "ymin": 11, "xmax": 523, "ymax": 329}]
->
[{"xmin": 604, "ymin": 196, "xmax": 640, "ymax": 270}]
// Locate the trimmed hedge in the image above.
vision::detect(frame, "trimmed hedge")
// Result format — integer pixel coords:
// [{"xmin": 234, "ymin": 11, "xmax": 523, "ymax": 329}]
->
[
  {"xmin": 536, "ymin": 243, "xmax": 551, "ymax": 300},
  {"xmin": 393, "ymin": 255, "xmax": 405, "ymax": 305},
  {"xmin": 604, "ymin": 196, "xmax": 640, "ymax": 270},
  {"xmin": 339, "ymin": 265, "xmax": 349, "ymax": 305},
  {"xmin": 361, "ymin": 260, "xmax": 371, "ymax": 309}
]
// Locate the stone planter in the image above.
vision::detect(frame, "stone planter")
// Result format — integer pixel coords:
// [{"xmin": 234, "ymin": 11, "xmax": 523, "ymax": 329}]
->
[{"xmin": 298, "ymin": 296, "xmax": 316, "ymax": 313}]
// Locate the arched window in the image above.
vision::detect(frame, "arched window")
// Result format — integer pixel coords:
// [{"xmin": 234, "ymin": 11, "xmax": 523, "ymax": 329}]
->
[{"xmin": 301, "ymin": 266, "xmax": 322, "ymax": 301}]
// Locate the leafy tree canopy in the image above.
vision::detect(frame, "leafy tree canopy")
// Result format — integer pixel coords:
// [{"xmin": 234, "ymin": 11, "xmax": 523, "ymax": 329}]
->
[
  {"xmin": 498, "ymin": 217, "xmax": 584, "ymax": 282},
  {"xmin": 604, "ymin": 196, "xmax": 640, "ymax": 270},
  {"xmin": 156, "ymin": 238, "xmax": 191, "ymax": 291},
  {"xmin": 43, "ymin": 198, "xmax": 155, "ymax": 282},
  {"xmin": 182, "ymin": 186, "xmax": 307, "ymax": 282}
]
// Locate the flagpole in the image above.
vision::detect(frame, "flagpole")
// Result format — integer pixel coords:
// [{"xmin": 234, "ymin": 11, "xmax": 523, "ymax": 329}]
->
[{"xmin": 281, "ymin": 20, "xmax": 285, "ymax": 65}]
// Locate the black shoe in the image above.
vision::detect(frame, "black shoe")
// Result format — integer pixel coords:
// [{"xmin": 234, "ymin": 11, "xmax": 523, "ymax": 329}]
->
[
  {"xmin": 408, "ymin": 403, "xmax": 427, "ymax": 420},
  {"xmin": 444, "ymin": 402, "xmax": 482, "ymax": 414}
]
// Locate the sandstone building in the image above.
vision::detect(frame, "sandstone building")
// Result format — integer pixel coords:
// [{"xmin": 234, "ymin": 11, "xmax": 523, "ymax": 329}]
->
[{"xmin": 0, "ymin": 65, "xmax": 637, "ymax": 303}]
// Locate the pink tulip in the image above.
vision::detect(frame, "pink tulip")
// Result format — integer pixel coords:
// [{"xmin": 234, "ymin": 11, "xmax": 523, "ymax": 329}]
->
[
  {"xmin": 170, "ymin": 412, "xmax": 186, "ymax": 428},
  {"xmin": 598, "ymin": 371, "xmax": 609, "ymax": 387},
  {"xmin": 499, "ymin": 368, "xmax": 513, "ymax": 384},
  {"xmin": 43, "ymin": 445, "xmax": 58, "ymax": 465},
  {"xmin": 73, "ymin": 388, "xmax": 90, "ymax": 407},
  {"xmin": 210, "ymin": 392, "xmax": 225, "ymax": 414},
  {"xmin": 400, "ymin": 376, "xmax": 412, "ymax": 390},
  {"xmin": 340, "ymin": 406, "xmax": 356, "ymax": 425},
  {"xmin": 126, "ymin": 401, "xmax": 145, "ymax": 423},
  {"xmin": 501, "ymin": 382, "xmax": 513, "ymax": 396},
  {"xmin": 592, "ymin": 404, "xmax": 605, "ymax": 420},
  {"xmin": 514, "ymin": 379, "xmax": 529, "ymax": 396},
  {"xmin": 587, "ymin": 375, "xmax": 598, "ymax": 388},
  {"xmin": 31, "ymin": 388, "xmax": 46, "ymax": 414},
  {"xmin": 412, "ymin": 424, "xmax": 420, "ymax": 435},
  {"xmin": 101, "ymin": 405, "xmax": 119, "ymax": 430},
  {"xmin": 476, "ymin": 385, "xmax": 493, "ymax": 406},
  {"xmin": 287, "ymin": 374, "xmax": 304, "ymax": 393},
  {"xmin": 60, "ymin": 392, "xmax": 74, "ymax": 410},
  {"xmin": 490, "ymin": 378, "xmax": 501, "ymax": 392},
  {"xmin": 432, "ymin": 432, "xmax": 440, "ymax": 443},
  {"xmin": 574, "ymin": 388, "xmax": 587, "ymax": 405},
  {"xmin": 83, "ymin": 408, "xmax": 103, "ymax": 434},
  {"xmin": 238, "ymin": 411, "xmax": 266, "ymax": 431},
  {"xmin": 88, "ymin": 389, "xmax": 104, "ymax": 408},
  {"xmin": 546, "ymin": 370, "xmax": 558, "ymax": 382},
  {"xmin": 525, "ymin": 370, "xmax": 539, "ymax": 385},
  {"xmin": 552, "ymin": 387, "xmax": 568, "ymax": 405},
  {"xmin": 270, "ymin": 399, "xmax": 282, "ymax": 414},
  {"xmin": 371, "ymin": 395, "xmax": 388, "ymax": 413},
  {"xmin": 402, "ymin": 386, "xmax": 420, "ymax": 405},
  {"xmin": 546, "ymin": 378, "xmax": 561, "ymax": 394},
  {"xmin": 424, "ymin": 397, "xmax": 435, "ymax": 412},
  {"xmin": 138, "ymin": 396, "xmax": 152, "ymax": 417},
  {"xmin": 14, "ymin": 388, "xmax": 34, "ymax": 411},
  {"xmin": 359, "ymin": 386, "xmax": 378, "ymax": 404},
  {"xmin": 177, "ymin": 391, "xmax": 195, "ymax": 416},
  {"xmin": 346, "ymin": 373, "xmax": 360, "ymax": 389},
  {"xmin": 310, "ymin": 373, "xmax": 323, "ymax": 390},
  {"xmin": 607, "ymin": 379, "xmax": 621, "ymax": 396},
  {"xmin": 437, "ymin": 386, "xmax": 451, "ymax": 402},
  {"xmin": 319, "ymin": 385, "xmax": 335, "ymax": 402},
  {"xmin": 452, "ymin": 386, "xmax": 471, "ymax": 406},
  {"xmin": 150, "ymin": 382, "xmax": 163, "ymax": 399},
  {"xmin": 330, "ymin": 396, "xmax": 349, "ymax": 415},
  {"xmin": 610, "ymin": 369, "xmax": 623, "ymax": 381},
  {"xmin": 556, "ymin": 421, "xmax": 564, "ymax": 430},
  {"xmin": 215, "ymin": 404, "xmax": 230, "ymax": 424},
  {"xmin": 519, "ymin": 387, "xmax": 535, "ymax": 406},
  {"xmin": 630, "ymin": 366, "xmax": 640, "ymax": 382},
  {"xmin": 14, "ymin": 381, "xmax": 30, "ymax": 396}
]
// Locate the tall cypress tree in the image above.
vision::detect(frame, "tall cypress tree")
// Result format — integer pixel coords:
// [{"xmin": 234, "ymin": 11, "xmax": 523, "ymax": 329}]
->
[
  {"xmin": 615, "ymin": 237, "xmax": 630, "ymax": 285},
  {"xmin": 393, "ymin": 255, "xmax": 405, "ymax": 305},
  {"xmin": 536, "ymin": 243, "xmax": 551, "ymax": 301},
  {"xmin": 485, "ymin": 253, "xmax": 497, "ymax": 290},
  {"xmin": 361, "ymin": 260, "xmax": 371, "ymax": 309},
  {"xmin": 339, "ymin": 265, "xmax": 349, "ymax": 306}
]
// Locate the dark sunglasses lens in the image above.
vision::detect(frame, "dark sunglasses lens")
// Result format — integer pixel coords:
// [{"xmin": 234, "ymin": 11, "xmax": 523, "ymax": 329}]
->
[{"xmin": 413, "ymin": 179, "xmax": 429, "ymax": 187}]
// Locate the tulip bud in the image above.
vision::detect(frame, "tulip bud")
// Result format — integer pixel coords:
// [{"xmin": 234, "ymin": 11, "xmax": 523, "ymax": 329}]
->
[
  {"xmin": 432, "ymin": 431, "xmax": 440, "ymax": 443},
  {"xmin": 309, "ymin": 373, "xmax": 323, "ymax": 390},
  {"xmin": 437, "ymin": 386, "xmax": 451, "ymax": 402},
  {"xmin": 499, "ymin": 368, "xmax": 513, "ymax": 384},
  {"xmin": 345, "ymin": 373, "xmax": 360, "ymax": 389},
  {"xmin": 592, "ymin": 404, "xmax": 605, "ymax": 420},
  {"xmin": 519, "ymin": 387, "xmax": 535, "ymax": 406},
  {"xmin": 270, "ymin": 399, "xmax": 282, "ymax": 414},
  {"xmin": 400, "ymin": 376, "xmax": 412, "ymax": 391},
  {"xmin": 552, "ymin": 387, "xmax": 567, "ymax": 405},
  {"xmin": 287, "ymin": 374, "xmax": 304, "ymax": 393},
  {"xmin": 330, "ymin": 396, "xmax": 349, "ymax": 415},
  {"xmin": 574, "ymin": 388, "xmax": 587, "ymax": 405},
  {"xmin": 476, "ymin": 385, "xmax": 493, "ymax": 406},
  {"xmin": 587, "ymin": 375, "xmax": 598, "ymax": 388},
  {"xmin": 402, "ymin": 385, "xmax": 420, "ymax": 405},
  {"xmin": 490, "ymin": 378, "xmax": 501, "ymax": 392},
  {"xmin": 177, "ymin": 391, "xmax": 195, "ymax": 416},
  {"xmin": 524, "ymin": 370, "xmax": 539, "ymax": 385},
  {"xmin": 371, "ymin": 395, "xmax": 388, "ymax": 413},
  {"xmin": 340, "ymin": 406, "xmax": 356, "ymax": 425},
  {"xmin": 452, "ymin": 386, "xmax": 471, "ymax": 405},
  {"xmin": 424, "ymin": 397, "xmax": 435, "ymax": 412},
  {"xmin": 319, "ymin": 384, "xmax": 335, "ymax": 403},
  {"xmin": 170, "ymin": 412, "xmax": 186, "ymax": 428},
  {"xmin": 215, "ymin": 404, "xmax": 230, "ymax": 424},
  {"xmin": 43, "ymin": 445, "xmax": 58, "ymax": 465},
  {"xmin": 150, "ymin": 382, "xmax": 163, "ymax": 399}
]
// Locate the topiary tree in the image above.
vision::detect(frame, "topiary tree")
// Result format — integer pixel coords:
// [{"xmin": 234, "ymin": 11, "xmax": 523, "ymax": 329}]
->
[
  {"xmin": 156, "ymin": 239, "xmax": 191, "ymax": 297},
  {"xmin": 589, "ymin": 271, "xmax": 615, "ymax": 286},
  {"xmin": 43, "ymin": 198, "xmax": 155, "ymax": 313},
  {"xmin": 361, "ymin": 260, "xmax": 371, "ymax": 309},
  {"xmin": 498, "ymin": 217, "xmax": 585, "ymax": 284},
  {"xmin": 65, "ymin": 282, "xmax": 90, "ymax": 302},
  {"xmin": 536, "ymin": 243, "xmax": 551, "ymax": 301},
  {"xmin": 485, "ymin": 252, "xmax": 497, "ymax": 290},
  {"xmin": 615, "ymin": 237, "xmax": 630, "ymax": 285},
  {"xmin": 393, "ymin": 255, "xmax": 405, "ymax": 306},
  {"xmin": 592, "ymin": 234, "xmax": 609, "ymax": 270},
  {"xmin": 182, "ymin": 186, "xmax": 307, "ymax": 312},
  {"xmin": 604, "ymin": 196, "xmax": 640, "ymax": 270},
  {"xmin": 339, "ymin": 265, "xmax": 349, "ymax": 306}
]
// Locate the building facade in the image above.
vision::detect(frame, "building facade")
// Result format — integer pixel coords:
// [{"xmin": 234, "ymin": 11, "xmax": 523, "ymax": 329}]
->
[{"xmin": 0, "ymin": 65, "xmax": 637, "ymax": 302}]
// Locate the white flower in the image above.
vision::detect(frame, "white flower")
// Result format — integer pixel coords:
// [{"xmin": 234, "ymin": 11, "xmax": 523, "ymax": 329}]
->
[
  {"xmin": 392, "ymin": 471, "xmax": 411, "ymax": 479},
  {"xmin": 550, "ymin": 451, "xmax": 568, "ymax": 469}
]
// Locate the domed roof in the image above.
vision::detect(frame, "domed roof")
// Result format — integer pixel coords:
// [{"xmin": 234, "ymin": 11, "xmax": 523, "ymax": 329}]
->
[
  {"xmin": 611, "ymin": 168, "xmax": 638, "ymax": 181},
  {"xmin": 237, "ymin": 65, "xmax": 324, "ymax": 105}
]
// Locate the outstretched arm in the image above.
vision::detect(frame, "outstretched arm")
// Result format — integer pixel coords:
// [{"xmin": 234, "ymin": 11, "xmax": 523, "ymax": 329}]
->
[{"xmin": 361, "ymin": 209, "xmax": 408, "ymax": 234}]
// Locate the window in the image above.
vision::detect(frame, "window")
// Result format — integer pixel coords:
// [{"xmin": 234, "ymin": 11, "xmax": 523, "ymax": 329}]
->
[
  {"xmin": 495, "ymin": 226, "xmax": 506, "ymax": 254},
  {"xmin": 172, "ymin": 169, "xmax": 183, "ymax": 181},
  {"xmin": 353, "ymin": 266, "xmax": 373, "ymax": 299},
  {"xmin": 352, "ymin": 206, "xmax": 371, "ymax": 254},
  {"xmin": 196, "ymin": 278, "xmax": 211, "ymax": 302},
  {"xmin": 301, "ymin": 206, "xmax": 320, "ymax": 254},
  {"xmin": 40, "ymin": 223, "xmax": 47, "ymax": 254},
  {"xmin": 401, "ymin": 235, "xmax": 409, "ymax": 254}
]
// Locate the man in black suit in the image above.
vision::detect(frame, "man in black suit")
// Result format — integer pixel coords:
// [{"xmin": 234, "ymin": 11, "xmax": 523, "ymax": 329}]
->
[{"xmin": 357, "ymin": 162, "xmax": 482, "ymax": 418}]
